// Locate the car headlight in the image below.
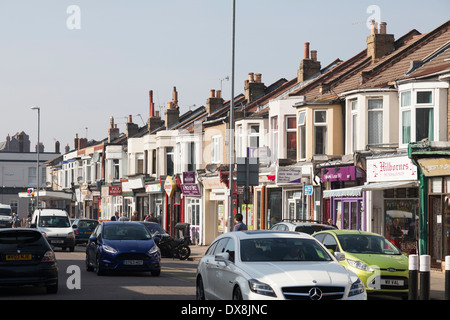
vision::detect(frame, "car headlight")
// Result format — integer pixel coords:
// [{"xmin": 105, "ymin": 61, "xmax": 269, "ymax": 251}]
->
[
  {"xmin": 248, "ymin": 279, "xmax": 277, "ymax": 297},
  {"xmin": 148, "ymin": 244, "xmax": 160, "ymax": 255},
  {"xmin": 103, "ymin": 245, "xmax": 117, "ymax": 254},
  {"xmin": 348, "ymin": 278, "xmax": 365, "ymax": 297},
  {"xmin": 347, "ymin": 259, "xmax": 374, "ymax": 272}
]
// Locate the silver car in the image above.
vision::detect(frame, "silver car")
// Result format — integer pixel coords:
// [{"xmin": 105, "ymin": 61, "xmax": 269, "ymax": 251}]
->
[{"xmin": 196, "ymin": 230, "xmax": 366, "ymax": 300}]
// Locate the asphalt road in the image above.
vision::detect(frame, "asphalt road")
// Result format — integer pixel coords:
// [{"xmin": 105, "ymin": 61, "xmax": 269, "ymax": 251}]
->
[{"xmin": 0, "ymin": 245, "xmax": 199, "ymax": 300}]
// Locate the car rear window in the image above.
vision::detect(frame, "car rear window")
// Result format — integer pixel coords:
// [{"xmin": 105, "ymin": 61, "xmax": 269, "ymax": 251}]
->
[{"xmin": 0, "ymin": 230, "xmax": 47, "ymax": 249}]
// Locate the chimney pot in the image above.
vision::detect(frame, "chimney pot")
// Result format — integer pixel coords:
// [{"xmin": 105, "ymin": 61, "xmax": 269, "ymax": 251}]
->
[
  {"xmin": 370, "ymin": 20, "xmax": 378, "ymax": 35},
  {"xmin": 128, "ymin": 115, "xmax": 132, "ymax": 123},
  {"xmin": 254, "ymin": 73, "xmax": 262, "ymax": 83},
  {"xmin": 379, "ymin": 22, "xmax": 387, "ymax": 34},
  {"xmin": 210, "ymin": 89, "xmax": 216, "ymax": 98},
  {"xmin": 149, "ymin": 90, "xmax": 154, "ymax": 118},
  {"xmin": 304, "ymin": 42, "xmax": 310, "ymax": 59},
  {"xmin": 311, "ymin": 50, "xmax": 317, "ymax": 62},
  {"xmin": 248, "ymin": 72, "xmax": 254, "ymax": 82},
  {"xmin": 216, "ymin": 90, "xmax": 221, "ymax": 98}
]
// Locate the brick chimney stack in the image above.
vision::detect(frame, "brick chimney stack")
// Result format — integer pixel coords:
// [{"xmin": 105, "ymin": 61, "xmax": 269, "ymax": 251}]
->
[
  {"xmin": 206, "ymin": 89, "xmax": 224, "ymax": 114},
  {"xmin": 147, "ymin": 89, "xmax": 163, "ymax": 133},
  {"xmin": 366, "ymin": 21, "xmax": 395, "ymax": 62},
  {"xmin": 108, "ymin": 116, "xmax": 120, "ymax": 143},
  {"xmin": 126, "ymin": 114, "xmax": 139, "ymax": 138},
  {"xmin": 298, "ymin": 42, "xmax": 321, "ymax": 82},
  {"xmin": 165, "ymin": 86, "xmax": 180, "ymax": 129},
  {"xmin": 244, "ymin": 72, "xmax": 266, "ymax": 103}
]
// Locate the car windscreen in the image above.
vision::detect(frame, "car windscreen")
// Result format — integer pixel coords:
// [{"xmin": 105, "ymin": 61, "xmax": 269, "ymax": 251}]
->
[
  {"xmin": 0, "ymin": 230, "xmax": 47, "ymax": 250},
  {"xmin": 0, "ymin": 208, "xmax": 12, "ymax": 216},
  {"xmin": 240, "ymin": 238, "xmax": 332, "ymax": 262},
  {"xmin": 103, "ymin": 224, "xmax": 152, "ymax": 241},
  {"xmin": 337, "ymin": 234, "xmax": 401, "ymax": 255},
  {"xmin": 295, "ymin": 225, "xmax": 336, "ymax": 234},
  {"xmin": 39, "ymin": 216, "xmax": 71, "ymax": 228}
]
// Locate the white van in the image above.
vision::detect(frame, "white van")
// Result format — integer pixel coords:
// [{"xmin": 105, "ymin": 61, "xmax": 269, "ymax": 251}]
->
[
  {"xmin": 0, "ymin": 204, "xmax": 13, "ymax": 228},
  {"xmin": 31, "ymin": 209, "xmax": 75, "ymax": 251}
]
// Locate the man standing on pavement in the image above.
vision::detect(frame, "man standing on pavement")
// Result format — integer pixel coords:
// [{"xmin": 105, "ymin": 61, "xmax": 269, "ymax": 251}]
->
[{"xmin": 233, "ymin": 214, "xmax": 247, "ymax": 231}]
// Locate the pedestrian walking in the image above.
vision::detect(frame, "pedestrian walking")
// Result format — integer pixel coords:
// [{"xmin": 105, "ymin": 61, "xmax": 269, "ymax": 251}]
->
[
  {"xmin": 111, "ymin": 211, "xmax": 119, "ymax": 221},
  {"xmin": 119, "ymin": 213, "xmax": 129, "ymax": 221},
  {"xmin": 131, "ymin": 211, "xmax": 139, "ymax": 221},
  {"xmin": 145, "ymin": 212, "xmax": 158, "ymax": 223},
  {"xmin": 233, "ymin": 213, "xmax": 247, "ymax": 232}
]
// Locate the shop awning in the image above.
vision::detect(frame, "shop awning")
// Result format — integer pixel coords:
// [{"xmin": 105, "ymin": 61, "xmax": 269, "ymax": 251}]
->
[
  {"xmin": 361, "ymin": 181, "xmax": 419, "ymax": 191},
  {"xmin": 322, "ymin": 180, "xmax": 419, "ymax": 198},
  {"xmin": 323, "ymin": 186, "xmax": 363, "ymax": 198}
]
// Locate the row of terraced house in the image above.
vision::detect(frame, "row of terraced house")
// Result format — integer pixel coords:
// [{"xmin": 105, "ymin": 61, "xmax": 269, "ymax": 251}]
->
[{"xmin": 24, "ymin": 20, "xmax": 450, "ymax": 271}]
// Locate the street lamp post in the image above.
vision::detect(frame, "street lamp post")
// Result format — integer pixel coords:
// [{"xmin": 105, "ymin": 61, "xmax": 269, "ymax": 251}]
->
[
  {"xmin": 31, "ymin": 106, "xmax": 40, "ymax": 209},
  {"xmin": 228, "ymin": 0, "xmax": 236, "ymax": 233}
]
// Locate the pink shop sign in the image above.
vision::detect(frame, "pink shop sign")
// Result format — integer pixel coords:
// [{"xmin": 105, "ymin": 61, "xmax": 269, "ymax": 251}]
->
[{"xmin": 367, "ymin": 156, "xmax": 417, "ymax": 182}]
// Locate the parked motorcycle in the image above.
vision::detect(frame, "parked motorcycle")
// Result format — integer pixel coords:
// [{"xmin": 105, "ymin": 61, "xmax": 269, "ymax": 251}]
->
[{"xmin": 154, "ymin": 233, "xmax": 191, "ymax": 260}]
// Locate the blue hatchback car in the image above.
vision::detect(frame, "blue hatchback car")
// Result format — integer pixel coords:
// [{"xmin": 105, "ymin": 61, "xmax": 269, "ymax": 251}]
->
[
  {"xmin": 72, "ymin": 219, "xmax": 99, "ymax": 244},
  {"xmin": 85, "ymin": 221, "xmax": 161, "ymax": 276}
]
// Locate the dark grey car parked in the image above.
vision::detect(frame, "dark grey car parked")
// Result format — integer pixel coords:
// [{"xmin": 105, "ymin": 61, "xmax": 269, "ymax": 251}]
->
[{"xmin": 0, "ymin": 228, "xmax": 58, "ymax": 293}]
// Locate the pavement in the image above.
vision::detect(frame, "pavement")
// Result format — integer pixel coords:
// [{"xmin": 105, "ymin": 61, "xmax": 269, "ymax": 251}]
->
[{"xmin": 189, "ymin": 245, "xmax": 449, "ymax": 300}]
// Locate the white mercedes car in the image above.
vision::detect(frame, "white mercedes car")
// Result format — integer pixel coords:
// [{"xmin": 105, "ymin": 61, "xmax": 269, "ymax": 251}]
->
[{"xmin": 196, "ymin": 230, "xmax": 366, "ymax": 300}]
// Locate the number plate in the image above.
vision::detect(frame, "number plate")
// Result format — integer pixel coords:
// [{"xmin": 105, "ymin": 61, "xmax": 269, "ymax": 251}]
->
[
  {"xmin": 381, "ymin": 279, "xmax": 404, "ymax": 286},
  {"xmin": 6, "ymin": 254, "xmax": 32, "ymax": 261},
  {"xmin": 51, "ymin": 240, "xmax": 64, "ymax": 244},
  {"xmin": 124, "ymin": 260, "xmax": 143, "ymax": 265}
]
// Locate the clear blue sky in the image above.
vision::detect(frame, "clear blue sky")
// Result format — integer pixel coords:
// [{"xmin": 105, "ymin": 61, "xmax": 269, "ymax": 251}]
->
[{"xmin": 0, "ymin": 0, "xmax": 449, "ymax": 152}]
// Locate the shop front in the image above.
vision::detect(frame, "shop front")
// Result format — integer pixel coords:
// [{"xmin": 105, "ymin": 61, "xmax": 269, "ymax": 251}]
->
[
  {"xmin": 321, "ymin": 165, "xmax": 366, "ymax": 230},
  {"xmin": 181, "ymin": 172, "xmax": 202, "ymax": 244},
  {"xmin": 163, "ymin": 175, "xmax": 182, "ymax": 237},
  {"xmin": 145, "ymin": 182, "xmax": 164, "ymax": 224},
  {"xmin": 100, "ymin": 185, "xmax": 122, "ymax": 220},
  {"xmin": 410, "ymin": 145, "xmax": 450, "ymax": 269},
  {"xmin": 201, "ymin": 175, "xmax": 229, "ymax": 244},
  {"xmin": 364, "ymin": 155, "xmax": 419, "ymax": 254}
]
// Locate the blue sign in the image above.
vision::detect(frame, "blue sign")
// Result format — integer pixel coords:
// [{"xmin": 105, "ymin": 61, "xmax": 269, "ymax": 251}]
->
[{"xmin": 304, "ymin": 185, "xmax": 313, "ymax": 195}]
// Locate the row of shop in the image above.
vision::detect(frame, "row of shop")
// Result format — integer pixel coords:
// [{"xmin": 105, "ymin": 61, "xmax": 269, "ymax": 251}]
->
[{"xmin": 34, "ymin": 148, "xmax": 449, "ymax": 270}]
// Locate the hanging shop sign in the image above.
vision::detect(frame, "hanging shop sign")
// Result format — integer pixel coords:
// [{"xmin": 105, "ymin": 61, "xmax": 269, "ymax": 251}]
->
[
  {"xmin": 276, "ymin": 166, "xmax": 302, "ymax": 184},
  {"xmin": 164, "ymin": 176, "xmax": 176, "ymax": 198},
  {"xmin": 104, "ymin": 186, "xmax": 122, "ymax": 196},
  {"xmin": 321, "ymin": 166, "xmax": 361, "ymax": 182},
  {"xmin": 367, "ymin": 156, "xmax": 417, "ymax": 182},
  {"xmin": 181, "ymin": 184, "xmax": 201, "ymax": 197}
]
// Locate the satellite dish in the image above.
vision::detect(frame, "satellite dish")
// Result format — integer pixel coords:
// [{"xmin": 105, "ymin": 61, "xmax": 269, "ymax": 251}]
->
[{"xmin": 92, "ymin": 152, "xmax": 100, "ymax": 163}]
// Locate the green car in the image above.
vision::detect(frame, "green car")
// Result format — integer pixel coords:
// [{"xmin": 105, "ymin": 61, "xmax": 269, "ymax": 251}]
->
[{"xmin": 313, "ymin": 230, "xmax": 409, "ymax": 299}]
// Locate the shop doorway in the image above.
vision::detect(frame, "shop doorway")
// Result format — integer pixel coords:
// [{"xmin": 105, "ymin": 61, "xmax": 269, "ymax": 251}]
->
[{"xmin": 429, "ymin": 196, "xmax": 443, "ymax": 268}]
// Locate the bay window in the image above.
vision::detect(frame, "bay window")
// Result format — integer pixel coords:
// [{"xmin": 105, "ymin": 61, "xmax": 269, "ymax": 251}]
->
[
  {"xmin": 400, "ymin": 89, "xmax": 435, "ymax": 145},
  {"xmin": 286, "ymin": 116, "xmax": 296, "ymax": 160},
  {"xmin": 314, "ymin": 110, "xmax": 327, "ymax": 155},
  {"xmin": 368, "ymin": 98, "xmax": 383, "ymax": 145},
  {"xmin": 271, "ymin": 117, "xmax": 278, "ymax": 161},
  {"xmin": 298, "ymin": 111, "xmax": 306, "ymax": 159}
]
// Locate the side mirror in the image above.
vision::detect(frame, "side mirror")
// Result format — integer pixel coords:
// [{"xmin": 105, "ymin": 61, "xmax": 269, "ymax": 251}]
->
[
  {"xmin": 30, "ymin": 223, "xmax": 36, "ymax": 228},
  {"xmin": 89, "ymin": 236, "xmax": 98, "ymax": 244},
  {"xmin": 334, "ymin": 252, "xmax": 345, "ymax": 262},
  {"xmin": 215, "ymin": 252, "xmax": 230, "ymax": 263},
  {"xmin": 72, "ymin": 225, "xmax": 77, "ymax": 229},
  {"xmin": 153, "ymin": 237, "xmax": 160, "ymax": 244}
]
